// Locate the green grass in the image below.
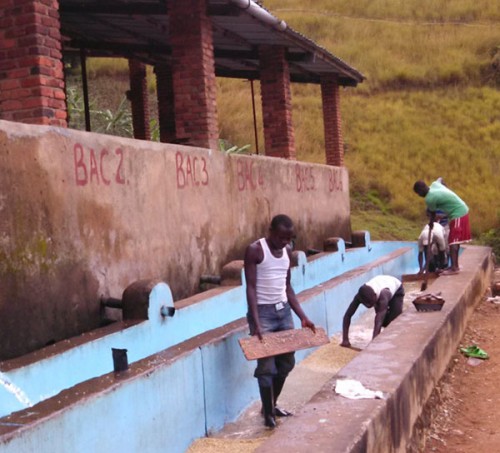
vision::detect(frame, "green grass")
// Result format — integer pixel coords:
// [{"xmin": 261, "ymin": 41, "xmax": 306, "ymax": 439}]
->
[
  {"xmin": 218, "ymin": 0, "xmax": 500, "ymax": 237},
  {"xmin": 270, "ymin": 0, "xmax": 500, "ymax": 22},
  {"xmin": 350, "ymin": 210, "xmax": 421, "ymax": 241},
  {"xmin": 215, "ymin": 84, "xmax": 500, "ymax": 237},
  {"xmin": 272, "ymin": 6, "xmax": 500, "ymax": 92},
  {"xmin": 341, "ymin": 87, "xmax": 500, "ymax": 235}
]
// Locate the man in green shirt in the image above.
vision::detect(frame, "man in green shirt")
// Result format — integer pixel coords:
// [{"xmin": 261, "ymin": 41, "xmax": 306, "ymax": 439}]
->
[{"xmin": 413, "ymin": 179, "xmax": 471, "ymax": 274}]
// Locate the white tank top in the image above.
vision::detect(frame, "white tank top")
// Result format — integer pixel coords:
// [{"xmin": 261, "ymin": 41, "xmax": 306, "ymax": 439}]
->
[
  {"xmin": 256, "ymin": 238, "xmax": 289, "ymax": 305},
  {"xmin": 365, "ymin": 275, "xmax": 401, "ymax": 298}
]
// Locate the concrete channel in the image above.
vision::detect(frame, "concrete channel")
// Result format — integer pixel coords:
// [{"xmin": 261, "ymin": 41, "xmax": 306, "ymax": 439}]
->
[
  {"xmin": 0, "ymin": 242, "xmax": 493, "ymax": 453},
  {"xmin": 187, "ymin": 280, "xmax": 422, "ymax": 453},
  {"xmin": 188, "ymin": 245, "xmax": 493, "ymax": 453}
]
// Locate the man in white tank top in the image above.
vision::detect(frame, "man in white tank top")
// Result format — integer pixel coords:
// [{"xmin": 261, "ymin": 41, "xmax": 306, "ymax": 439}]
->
[
  {"xmin": 418, "ymin": 221, "xmax": 447, "ymax": 272},
  {"xmin": 340, "ymin": 275, "xmax": 404, "ymax": 348},
  {"xmin": 244, "ymin": 214, "xmax": 315, "ymax": 429}
]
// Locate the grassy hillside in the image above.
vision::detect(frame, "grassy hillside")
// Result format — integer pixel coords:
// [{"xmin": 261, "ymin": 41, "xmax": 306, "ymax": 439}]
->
[
  {"xmin": 217, "ymin": 0, "xmax": 500, "ymax": 239},
  {"xmin": 67, "ymin": 0, "xmax": 500, "ymax": 246}
]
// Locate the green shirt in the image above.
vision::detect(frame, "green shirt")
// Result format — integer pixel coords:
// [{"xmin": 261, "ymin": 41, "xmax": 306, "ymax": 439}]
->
[{"xmin": 425, "ymin": 181, "xmax": 468, "ymax": 220}]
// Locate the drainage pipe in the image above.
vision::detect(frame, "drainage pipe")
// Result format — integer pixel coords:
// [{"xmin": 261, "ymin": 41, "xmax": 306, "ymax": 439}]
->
[
  {"xmin": 100, "ymin": 297, "xmax": 123, "ymax": 309},
  {"xmin": 79, "ymin": 48, "xmax": 91, "ymax": 132},
  {"xmin": 200, "ymin": 275, "xmax": 222, "ymax": 285},
  {"xmin": 250, "ymin": 79, "xmax": 259, "ymax": 155},
  {"xmin": 229, "ymin": 0, "xmax": 287, "ymax": 31}
]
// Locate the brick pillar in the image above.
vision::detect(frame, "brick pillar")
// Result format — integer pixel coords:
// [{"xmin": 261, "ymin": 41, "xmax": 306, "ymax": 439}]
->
[
  {"xmin": 0, "ymin": 0, "xmax": 67, "ymax": 126},
  {"xmin": 168, "ymin": 0, "xmax": 219, "ymax": 149},
  {"xmin": 259, "ymin": 45, "xmax": 295, "ymax": 159},
  {"xmin": 128, "ymin": 59, "xmax": 150, "ymax": 140},
  {"xmin": 321, "ymin": 76, "xmax": 344, "ymax": 166},
  {"xmin": 155, "ymin": 63, "xmax": 176, "ymax": 143}
]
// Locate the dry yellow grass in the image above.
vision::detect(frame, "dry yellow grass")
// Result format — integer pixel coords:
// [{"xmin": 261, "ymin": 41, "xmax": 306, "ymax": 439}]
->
[
  {"xmin": 76, "ymin": 0, "xmax": 500, "ymax": 239},
  {"xmin": 187, "ymin": 438, "xmax": 264, "ymax": 453}
]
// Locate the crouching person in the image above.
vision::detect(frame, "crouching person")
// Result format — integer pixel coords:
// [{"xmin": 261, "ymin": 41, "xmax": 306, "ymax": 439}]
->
[{"xmin": 341, "ymin": 275, "xmax": 404, "ymax": 348}]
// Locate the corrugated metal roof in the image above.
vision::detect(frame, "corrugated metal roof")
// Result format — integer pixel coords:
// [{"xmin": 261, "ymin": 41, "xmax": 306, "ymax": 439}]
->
[{"xmin": 59, "ymin": 0, "xmax": 364, "ymax": 86}]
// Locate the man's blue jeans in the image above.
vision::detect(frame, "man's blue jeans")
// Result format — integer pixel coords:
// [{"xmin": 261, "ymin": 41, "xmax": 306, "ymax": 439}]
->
[{"xmin": 247, "ymin": 303, "xmax": 295, "ymax": 388}]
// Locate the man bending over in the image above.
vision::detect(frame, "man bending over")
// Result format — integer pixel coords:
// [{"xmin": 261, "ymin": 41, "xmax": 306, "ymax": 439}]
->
[{"xmin": 341, "ymin": 275, "xmax": 404, "ymax": 348}]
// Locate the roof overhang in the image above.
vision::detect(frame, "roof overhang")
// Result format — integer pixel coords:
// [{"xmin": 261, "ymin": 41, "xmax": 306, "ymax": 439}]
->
[{"xmin": 59, "ymin": 0, "xmax": 365, "ymax": 87}]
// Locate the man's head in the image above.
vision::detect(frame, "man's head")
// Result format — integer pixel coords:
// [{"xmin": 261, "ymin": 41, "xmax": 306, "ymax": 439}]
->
[
  {"xmin": 413, "ymin": 180, "xmax": 429, "ymax": 198},
  {"xmin": 268, "ymin": 214, "xmax": 294, "ymax": 250},
  {"xmin": 356, "ymin": 284, "xmax": 377, "ymax": 308}
]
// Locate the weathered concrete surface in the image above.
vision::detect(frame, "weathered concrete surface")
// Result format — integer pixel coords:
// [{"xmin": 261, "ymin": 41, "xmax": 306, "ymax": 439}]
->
[
  {"xmin": 185, "ymin": 280, "xmax": 421, "ymax": 451},
  {"xmin": 0, "ymin": 244, "xmax": 487, "ymax": 453},
  {"xmin": 0, "ymin": 245, "xmax": 489, "ymax": 453},
  {"xmin": 0, "ymin": 246, "xmax": 415, "ymax": 452},
  {"xmin": 0, "ymin": 119, "xmax": 350, "ymax": 359},
  {"xmin": 255, "ymin": 245, "xmax": 494, "ymax": 453}
]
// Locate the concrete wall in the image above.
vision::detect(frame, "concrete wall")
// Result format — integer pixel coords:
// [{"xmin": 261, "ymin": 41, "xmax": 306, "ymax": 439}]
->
[
  {"xmin": 256, "ymin": 246, "xmax": 494, "ymax": 453},
  {"xmin": 0, "ymin": 240, "xmax": 415, "ymax": 418},
  {"xmin": 0, "ymin": 244, "xmax": 417, "ymax": 453},
  {"xmin": 0, "ymin": 119, "xmax": 350, "ymax": 359}
]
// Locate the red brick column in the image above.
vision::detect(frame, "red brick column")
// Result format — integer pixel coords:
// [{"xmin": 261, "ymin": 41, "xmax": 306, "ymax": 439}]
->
[
  {"xmin": 168, "ymin": 0, "xmax": 219, "ymax": 149},
  {"xmin": 128, "ymin": 59, "xmax": 150, "ymax": 140},
  {"xmin": 321, "ymin": 76, "xmax": 344, "ymax": 166},
  {"xmin": 259, "ymin": 45, "xmax": 295, "ymax": 159},
  {"xmin": 155, "ymin": 63, "xmax": 176, "ymax": 143},
  {"xmin": 0, "ymin": 0, "xmax": 67, "ymax": 126}
]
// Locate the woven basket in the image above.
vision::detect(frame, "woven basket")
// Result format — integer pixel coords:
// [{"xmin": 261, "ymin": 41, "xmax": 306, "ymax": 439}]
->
[{"xmin": 413, "ymin": 294, "xmax": 445, "ymax": 312}]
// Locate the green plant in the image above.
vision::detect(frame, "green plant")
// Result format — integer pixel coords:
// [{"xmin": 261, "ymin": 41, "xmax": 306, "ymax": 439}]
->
[
  {"xmin": 477, "ymin": 228, "xmax": 500, "ymax": 258},
  {"xmin": 219, "ymin": 139, "xmax": 251, "ymax": 154},
  {"xmin": 65, "ymin": 86, "xmax": 88, "ymax": 131},
  {"xmin": 66, "ymin": 84, "xmax": 133, "ymax": 138},
  {"xmin": 97, "ymin": 97, "xmax": 133, "ymax": 137},
  {"xmin": 149, "ymin": 118, "xmax": 160, "ymax": 142}
]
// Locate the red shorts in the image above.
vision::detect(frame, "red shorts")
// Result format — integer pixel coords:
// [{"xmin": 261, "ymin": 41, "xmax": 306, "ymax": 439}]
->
[{"xmin": 448, "ymin": 213, "xmax": 471, "ymax": 245}]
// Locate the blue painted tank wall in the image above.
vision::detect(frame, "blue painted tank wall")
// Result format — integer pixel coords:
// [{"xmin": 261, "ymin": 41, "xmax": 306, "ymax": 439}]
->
[{"xmin": 0, "ymin": 241, "xmax": 419, "ymax": 453}]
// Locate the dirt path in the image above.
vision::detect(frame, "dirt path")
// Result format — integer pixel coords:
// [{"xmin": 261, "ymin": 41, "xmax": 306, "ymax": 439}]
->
[{"xmin": 424, "ymin": 271, "xmax": 500, "ymax": 452}]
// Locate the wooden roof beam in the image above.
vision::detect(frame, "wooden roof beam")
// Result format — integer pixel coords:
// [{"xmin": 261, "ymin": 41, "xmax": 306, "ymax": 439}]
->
[{"xmin": 60, "ymin": 2, "xmax": 168, "ymax": 16}]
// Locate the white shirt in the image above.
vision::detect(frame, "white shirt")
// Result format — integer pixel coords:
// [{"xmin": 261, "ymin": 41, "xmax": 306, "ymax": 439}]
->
[
  {"xmin": 365, "ymin": 275, "xmax": 401, "ymax": 299},
  {"xmin": 418, "ymin": 223, "xmax": 446, "ymax": 252},
  {"xmin": 255, "ymin": 238, "xmax": 289, "ymax": 304}
]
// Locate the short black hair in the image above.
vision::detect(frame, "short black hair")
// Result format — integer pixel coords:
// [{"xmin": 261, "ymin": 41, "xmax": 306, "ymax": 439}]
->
[
  {"xmin": 270, "ymin": 214, "xmax": 293, "ymax": 230},
  {"xmin": 357, "ymin": 284, "xmax": 376, "ymax": 306},
  {"xmin": 413, "ymin": 180, "xmax": 427, "ymax": 194}
]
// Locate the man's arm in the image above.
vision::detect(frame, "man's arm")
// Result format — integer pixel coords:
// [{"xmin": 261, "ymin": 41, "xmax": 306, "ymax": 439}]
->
[
  {"xmin": 418, "ymin": 250, "xmax": 424, "ymax": 273},
  {"xmin": 372, "ymin": 289, "xmax": 391, "ymax": 338},
  {"xmin": 341, "ymin": 299, "xmax": 360, "ymax": 347},
  {"xmin": 417, "ymin": 230, "xmax": 426, "ymax": 273},
  {"xmin": 285, "ymin": 248, "xmax": 315, "ymax": 332},
  {"xmin": 428, "ymin": 211, "xmax": 436, "ymax": 229},
  {"xmin": 244, "ymin": 244, "xmax": 263, "ymax": 340}
]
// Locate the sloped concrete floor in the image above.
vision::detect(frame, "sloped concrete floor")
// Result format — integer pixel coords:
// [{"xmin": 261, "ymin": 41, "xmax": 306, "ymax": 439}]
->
[{"xmin": 187, "ymin": 281, "xmax": 424, "ymax": 453}]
